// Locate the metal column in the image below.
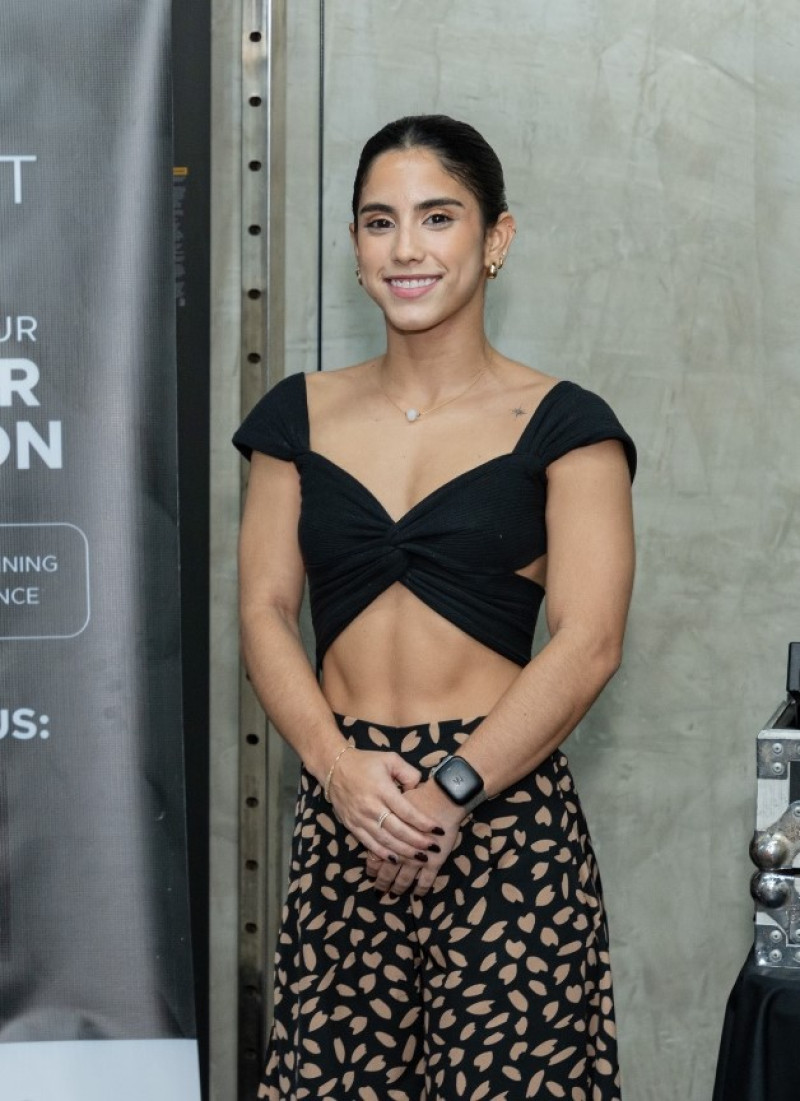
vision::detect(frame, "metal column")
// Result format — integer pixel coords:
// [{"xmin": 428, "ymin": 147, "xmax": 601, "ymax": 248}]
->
[{"xmin": 238, "ymin": 1, "xmax": 287, "ymax": 1097}]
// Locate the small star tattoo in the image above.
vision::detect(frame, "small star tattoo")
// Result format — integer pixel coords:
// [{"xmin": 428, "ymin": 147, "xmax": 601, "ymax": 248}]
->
[{"xmin": 511, "ymin": 406, "xmax": 525, "ymax": 418}]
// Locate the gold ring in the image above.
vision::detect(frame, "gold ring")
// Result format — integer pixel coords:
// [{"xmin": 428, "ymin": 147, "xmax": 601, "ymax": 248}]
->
[{"xmin": 377, "ymin": 809, "xmax": 391, "ymax": 829}]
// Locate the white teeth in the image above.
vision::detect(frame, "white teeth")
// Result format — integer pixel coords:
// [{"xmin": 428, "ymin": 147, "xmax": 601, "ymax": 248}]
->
[{"xmin": 389, "ymin": 277, "xmax": 438, "ymax": 288}]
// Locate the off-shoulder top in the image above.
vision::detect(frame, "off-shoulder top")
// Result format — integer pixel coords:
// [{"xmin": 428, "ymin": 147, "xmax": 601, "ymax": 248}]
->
[{"xmin": 233, "ymin": 371, "xmax": 636, "ymax": 670}]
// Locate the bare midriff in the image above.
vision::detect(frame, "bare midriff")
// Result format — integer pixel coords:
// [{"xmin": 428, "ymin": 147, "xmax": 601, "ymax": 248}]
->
[{"xmin": 321, "ymin": 558, "xmax": 545, "ymax": 725}]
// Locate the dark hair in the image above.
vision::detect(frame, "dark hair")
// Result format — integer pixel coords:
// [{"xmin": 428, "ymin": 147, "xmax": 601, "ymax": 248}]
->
[{"xmin": 352, "ymin": 114, "xmax": 508, "ymax": 228}]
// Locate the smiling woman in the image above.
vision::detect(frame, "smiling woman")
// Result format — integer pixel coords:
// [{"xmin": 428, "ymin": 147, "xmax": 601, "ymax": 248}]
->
[
  {"xmin": 234, "ymin": 115, "xmax": 636, "ymax": 1101},
  {"xmin": 351, "ymin": 143, "xmax": 512, "ymax": 340}
]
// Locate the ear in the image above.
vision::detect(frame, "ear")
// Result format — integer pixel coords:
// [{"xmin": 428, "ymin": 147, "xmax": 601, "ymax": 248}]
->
[
  {"xmin": 349, "ymin": 222, "xmax": 358, "ymax": 261},
  {"xmin": 483, "ymin": 211, "xmax": 516, "ymax": 269}
]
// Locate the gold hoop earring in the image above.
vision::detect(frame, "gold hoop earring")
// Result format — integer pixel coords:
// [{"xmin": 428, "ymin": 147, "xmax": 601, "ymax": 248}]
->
[
  {"xmin": 487, "ymin": 262, "xmax": 499, "ymax": 280},
  {"xmin": 355, "ymin": 266, "xmax": 362, "ymax": 286}
]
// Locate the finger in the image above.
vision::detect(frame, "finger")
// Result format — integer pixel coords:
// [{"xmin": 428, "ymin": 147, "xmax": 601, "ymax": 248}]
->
[
  {"xmin": 385, "ymin": 754, "xmax": 422, "ymax": 792},
  {"xmin": 376, "ymin": 834, "xmax": 433, "ymax": 865},
  {"xmin": 352, "ymin": 801, "xmax": 439, "ymax": 862},
  {"xmin": 368, "ymin": 802, "xmax": 440, "ymax": 860},
  {"xmin": 387, "ymin": 862, "xmax": 420, "ymax": 896},
  {"xmin": 379, "ymin": 807, "xmax": 444, "ymax": 856},
  {"xmin": 382, "ymin": 788, "xmax": 445, "ymax": 838},
  {"xmin": 372, "ymin": 832, "xmax": 432, "ymax": 866},
  {"xmin": 373, "ymin": 820, "xmax": 439, "ymax": 865},
  {"xmin": 365, "ymin": 852, "xmax": 382, "ymax": 878},
  {"xmin": 353, "ymin": 823, "xmax": 421, "ymax": 865},
  {"xmin": 373, "ymin": 860, "xmax": 401, "ymax": 893},
  {"xmin": 412, "ymin": 860, "xmax": 443, "ymax": 898}
]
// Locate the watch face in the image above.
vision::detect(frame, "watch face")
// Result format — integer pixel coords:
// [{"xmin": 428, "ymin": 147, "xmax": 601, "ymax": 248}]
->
[{"xmin": 437, "ymin": 756, "xmax": 482, "ymax": 806}]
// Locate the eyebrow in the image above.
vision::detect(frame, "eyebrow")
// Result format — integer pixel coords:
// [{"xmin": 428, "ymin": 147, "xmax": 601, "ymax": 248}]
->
[{"xmin": 358, "ymin": 197, "xmax": 466, "ymax": 217}]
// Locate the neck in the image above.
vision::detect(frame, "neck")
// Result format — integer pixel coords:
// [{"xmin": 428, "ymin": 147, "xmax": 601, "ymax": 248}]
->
[{"xmin": 380, "ymin": 312, "xmax": 494, "ymax": 402}]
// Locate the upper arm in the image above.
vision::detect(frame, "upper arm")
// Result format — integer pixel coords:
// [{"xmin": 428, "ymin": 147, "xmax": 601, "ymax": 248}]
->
[
  {"xmin": 543, "ymin": 439, "xmax": 635, "ymax": 651},
  {"xmin": 238, "ymin": 452, "xmax": 306, "ymax": 623}
]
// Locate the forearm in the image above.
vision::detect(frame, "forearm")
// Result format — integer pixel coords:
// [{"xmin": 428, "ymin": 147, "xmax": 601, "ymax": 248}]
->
[
  {"xmin": 456, "ymin": 626, "xmax": 622, "ymax": 796},
  {"xmin": 241, "ymin": 604, "xmax": 346, "ymax": 784}
]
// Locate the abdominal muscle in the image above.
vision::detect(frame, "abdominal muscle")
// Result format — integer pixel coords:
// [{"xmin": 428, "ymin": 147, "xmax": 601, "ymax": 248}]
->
[{"xmin": 320, "ymin": 579, "xmax": 539, "ymax": 726}]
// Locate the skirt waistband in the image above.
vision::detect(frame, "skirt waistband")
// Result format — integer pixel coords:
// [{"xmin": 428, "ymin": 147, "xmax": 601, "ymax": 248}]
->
[
  {"xmin": 326, "ymin": 713, "xmax": 573, "ymax": 804},
  {"xmin": 333, "ymin": 712, "xmax": 484, "ymax": 737},
  {"xmin": 333, "ymin": 713, "xmax": 484, "ymax": 769}
]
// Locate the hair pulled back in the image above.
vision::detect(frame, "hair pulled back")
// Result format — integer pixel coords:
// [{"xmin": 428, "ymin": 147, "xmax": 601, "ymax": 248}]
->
[{"xmin": 352, "ymin": 115, "xmax": 508, "ymax": 229}]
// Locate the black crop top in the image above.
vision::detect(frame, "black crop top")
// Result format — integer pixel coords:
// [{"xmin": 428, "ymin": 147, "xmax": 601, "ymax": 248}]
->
[{"xmin": 233, "ymin": 372, "xmax": 636, "ymax": 670}]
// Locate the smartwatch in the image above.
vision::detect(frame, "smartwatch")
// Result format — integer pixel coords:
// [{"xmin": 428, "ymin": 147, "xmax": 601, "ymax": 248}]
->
[{"xmin": 430, "ymin": 755, "xmax": 487, "ymax": 814}]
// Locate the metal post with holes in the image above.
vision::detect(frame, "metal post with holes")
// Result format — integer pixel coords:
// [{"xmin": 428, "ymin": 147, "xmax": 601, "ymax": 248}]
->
[
  {"xmin": 750, "ymin": 643, "xmax": 800, "ymax": 967},
  {"xmin": 238, "ymin": 0, "xmax": 287, "ymax": 1096}
]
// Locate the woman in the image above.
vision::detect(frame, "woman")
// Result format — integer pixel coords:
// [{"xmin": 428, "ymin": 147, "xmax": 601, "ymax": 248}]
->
[{"xmin": 235, "ymin": 115, "xmax": 635, "ymax": 1101}]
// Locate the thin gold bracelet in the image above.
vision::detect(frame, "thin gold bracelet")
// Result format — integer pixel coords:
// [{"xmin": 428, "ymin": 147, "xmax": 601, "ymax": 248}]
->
[{"xmin": 323, "ymin": 744, "xmax": 353, "ymax": 802}]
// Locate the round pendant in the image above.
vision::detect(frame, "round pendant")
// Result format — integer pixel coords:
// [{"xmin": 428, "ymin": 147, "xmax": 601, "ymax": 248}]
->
[{"xmin": 406, "ymin": 408, "xmax": 420, "ymax": 422}]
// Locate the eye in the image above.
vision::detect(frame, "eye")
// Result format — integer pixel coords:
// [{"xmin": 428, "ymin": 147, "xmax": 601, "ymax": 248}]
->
[
  {"xmin": 364, "ymin": 217, "xmax": 393, "ymax": 231},
  {"xmin": 425, "ymin": 212, "xmax": 453, "ymax": 227}
]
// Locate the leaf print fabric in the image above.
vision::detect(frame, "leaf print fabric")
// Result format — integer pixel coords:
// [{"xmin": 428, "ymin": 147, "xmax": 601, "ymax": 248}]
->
[{"xmin": 258, "ymin": 715, "xmax": 620, "ymax": 1101}]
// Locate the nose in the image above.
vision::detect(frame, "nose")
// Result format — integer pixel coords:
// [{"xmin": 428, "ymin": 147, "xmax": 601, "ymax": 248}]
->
[{"xmin": 391, "ymin": 220, "xmax": 424, "ymax": 265}]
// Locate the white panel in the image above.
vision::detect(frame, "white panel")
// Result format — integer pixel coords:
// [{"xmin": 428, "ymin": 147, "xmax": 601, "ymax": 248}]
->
[{"xmin": 0, "ymin": 1039, "xmax": 201, "ymax": 1101}]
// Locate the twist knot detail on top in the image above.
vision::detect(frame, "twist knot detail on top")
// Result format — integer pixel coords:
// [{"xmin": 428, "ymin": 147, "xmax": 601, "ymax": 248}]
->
[{"xmin": 233, "ymin": 371, "xmax": 636, "ymax": 670}]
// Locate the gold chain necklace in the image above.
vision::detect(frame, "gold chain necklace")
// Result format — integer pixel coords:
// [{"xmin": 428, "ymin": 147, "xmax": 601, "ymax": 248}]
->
[{"xmin": 378, "ymin": 366, "xmax": 488, "ymax": 423}]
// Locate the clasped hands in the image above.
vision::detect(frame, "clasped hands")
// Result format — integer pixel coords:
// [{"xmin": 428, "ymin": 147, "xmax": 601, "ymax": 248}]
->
[{"xmin": 326, "ymin": 746, "xmax": 465, "ymax": 898}]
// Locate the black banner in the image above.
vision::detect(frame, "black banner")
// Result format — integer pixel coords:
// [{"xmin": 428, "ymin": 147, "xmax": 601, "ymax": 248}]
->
[
  {"xmin": 0, "ymin": 2, "xmax": 200, "ymax": 1095},
  {"xmin": 172, "ymin": 0, "xmax": 212, "ymax": 1086}
]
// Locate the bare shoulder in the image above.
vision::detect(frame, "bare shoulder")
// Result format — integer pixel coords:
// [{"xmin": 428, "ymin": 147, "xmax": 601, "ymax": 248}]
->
[
  {"xmin": 488, "ymin": 354, "xmax": 561, "ymax": 412},
  {"xmin": 304, "ymin": 362, "xmax": 385, "ymax": 449},
  {"xmin": 495, "ymin": 355, "xmax": 556, "ymax": 386},
  {"xmin": 305, "ymin": 360, "xmax": 377, "ymax": 413}
]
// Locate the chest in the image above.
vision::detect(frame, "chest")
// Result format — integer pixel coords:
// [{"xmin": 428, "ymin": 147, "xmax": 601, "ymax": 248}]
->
[
  {"xmin": 311, "ymin": 411, "xmax": 534, "ymax": 524},
  {"xmin": 296, "ymin": 449, "xmax": 548, "ymax": 573}
]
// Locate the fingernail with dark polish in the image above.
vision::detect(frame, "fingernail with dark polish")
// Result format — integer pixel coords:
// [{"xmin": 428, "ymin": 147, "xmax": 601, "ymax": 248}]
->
[
  {"xmin": 428, "ymin": 843, "xmax": 441, "ymax": 853},
  {"xmin": 389, "ymin": 892, "xmax": 399, "ymax": 899},
  {"xmin": 415, "ymin": 852, "xmax": 429, "ymax": 863},
  {"xmin": 432, "ymin": 827, "xmax": 446, "ymax": 836},
  {"xmin": 387, "ymin": 854, "xmax": 398, "ymax": 865}
]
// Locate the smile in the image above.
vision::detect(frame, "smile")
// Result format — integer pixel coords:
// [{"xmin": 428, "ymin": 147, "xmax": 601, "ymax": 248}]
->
[
  {"xmin": 385, "ymin": 276, "xmax": 441, "ymax": 299},
  {"xmin": 388, "ymin": 277, "xmax": 439, "ymax": 288}
]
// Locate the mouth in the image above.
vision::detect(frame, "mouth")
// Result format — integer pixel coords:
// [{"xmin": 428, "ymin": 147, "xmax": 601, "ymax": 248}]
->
[{"xmin": 385, "ymin": 275, "xmax": 441, "ymax": 299}]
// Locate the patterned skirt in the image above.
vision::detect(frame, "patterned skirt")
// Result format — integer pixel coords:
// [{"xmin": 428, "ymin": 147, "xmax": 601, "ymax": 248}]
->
[{"xmin": 258, "ymin": 714, "xmax": 620, "ymax": 1101}]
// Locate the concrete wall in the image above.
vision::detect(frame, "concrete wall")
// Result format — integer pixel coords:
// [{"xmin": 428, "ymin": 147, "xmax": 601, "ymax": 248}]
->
[{"xmin": 210, "ymin": 2, "xmax": 800, "ymax": 1098}]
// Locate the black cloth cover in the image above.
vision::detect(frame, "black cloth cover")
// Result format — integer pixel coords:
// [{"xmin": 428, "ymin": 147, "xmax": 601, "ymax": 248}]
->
[{"xmin": 713, "ymin": 950, "xmax": 800, "ymax": 1101}]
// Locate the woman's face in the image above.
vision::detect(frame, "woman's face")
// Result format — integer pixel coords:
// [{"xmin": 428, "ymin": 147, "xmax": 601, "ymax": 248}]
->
[{"xmin": 351, "ymin": 147, "xmax": 504, "ymax": 335}]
